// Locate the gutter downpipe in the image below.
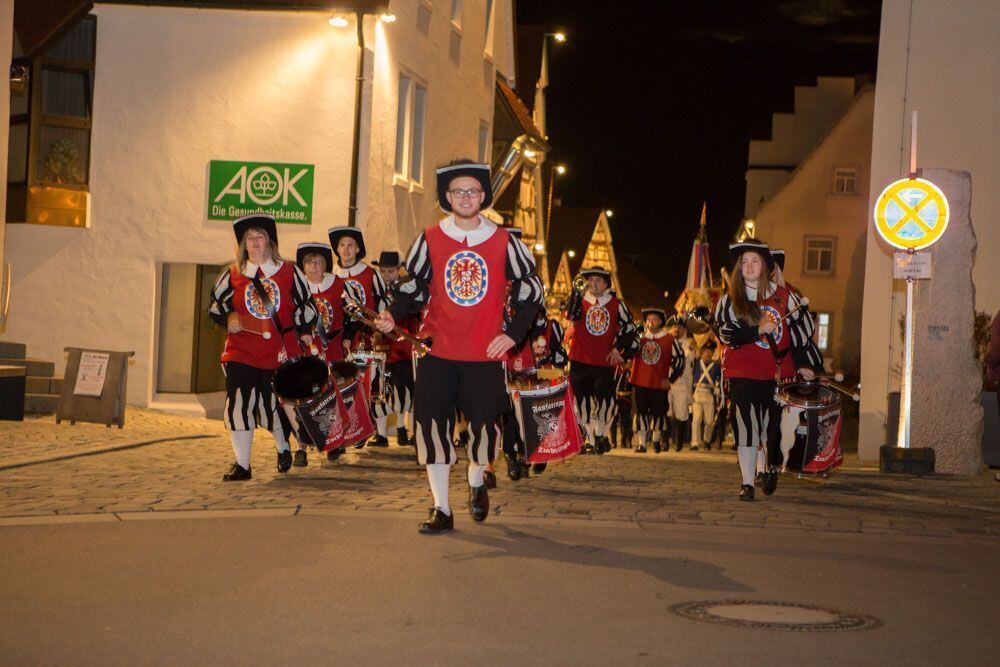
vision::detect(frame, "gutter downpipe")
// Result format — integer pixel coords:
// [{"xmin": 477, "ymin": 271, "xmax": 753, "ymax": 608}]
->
[{"xmin": 347, "ymin": 11, "xmax": 365, "ymax": 228}]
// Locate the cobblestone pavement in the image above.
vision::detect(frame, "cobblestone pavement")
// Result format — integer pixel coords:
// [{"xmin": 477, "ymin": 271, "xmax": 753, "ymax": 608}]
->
[
  {"xmin": 0, "ymin": 408, "xmax": 217, "ymax": 469},
  {"xmin": 1, "ymin": 409, "xmax": 998, "ymax": 539}
]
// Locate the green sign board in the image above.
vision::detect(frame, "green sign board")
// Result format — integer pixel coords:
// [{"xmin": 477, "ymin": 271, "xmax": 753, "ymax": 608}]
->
[{"xmin": 207, "ymin": 160, "xmax": 314, "ymax": 224}]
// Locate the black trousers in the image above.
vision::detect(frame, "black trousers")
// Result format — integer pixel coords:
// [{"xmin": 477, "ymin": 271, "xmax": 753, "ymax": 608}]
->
[
  {"xmin": 413, "ymin": 354, "xmax": 506, "ymax": 465},
  {"xmin": 728, "ymin": 378, "xmax": 777, "ymax": 449},
  {"xmin": 569, "ymin": 360, "xmax": 617, "ymax": 434},
  {"xmin": 634, "ymin": 386, "xmax": 669, "ymax": 433},
  {"xmin": 224, "ymin": 361, "xmax": 291, "ymax": 436},
  {"xmin": 386, "ymin": 359, "xmax": 414, "ymax": 414}
]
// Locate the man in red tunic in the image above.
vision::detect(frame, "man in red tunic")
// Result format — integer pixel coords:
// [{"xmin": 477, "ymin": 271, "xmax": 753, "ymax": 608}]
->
[
  {"xmin": 630, "ymin": 307, "xmax": 685, "ymax": 453},
  {"xmin": 375, "ymin": 160, "xmax": 543, "ymax": 533},
  {"xmin": 566, "ymin": 267, "xmax": 638, "ymax": 454}
]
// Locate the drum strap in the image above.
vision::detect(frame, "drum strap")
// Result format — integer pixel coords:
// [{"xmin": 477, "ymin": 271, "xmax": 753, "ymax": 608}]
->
[{"xmin": 251, "ymin": 274, "xmax": 290, "ymax": 338}]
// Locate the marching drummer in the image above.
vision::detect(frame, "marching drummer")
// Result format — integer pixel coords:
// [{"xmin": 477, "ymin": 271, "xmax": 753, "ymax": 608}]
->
[
  {"xmin": 373, "ymin": 250, "xmax": 419, "ymax": 447},
  {"xmin": 287, "ymin": 241, "xmax": 362, "ymax": 467},
  {"xmin": 766, "ymin": 248, "xmax": 825, "ymax": 472},
  {"xmin": 631, "ymin": 307, "xmax": 684, "ymax": 453},
  {"xmin": 566, "ymin": 266, "xmax": 639, "ymax": 455},
  {"xmin": 690, "ymin": 340, "xmax": 722, "ymax": 451},
  {"xmin": 667, "ymin": 315, "xmax": 696, "ymax": 452},
  {"xmin": 714, "ymin": 239, "xmax": 815, "ymax": 501},
  {"xmin": 208, "ymin": 214, "xmax": 317, "ymax": 481},
  {"xmin": 374, "ymin": 160, "xmax": 543, "ymax": 533},
  {"xmin": 328, "ymin": 226, "xmax": 389, "ymax": 447}
]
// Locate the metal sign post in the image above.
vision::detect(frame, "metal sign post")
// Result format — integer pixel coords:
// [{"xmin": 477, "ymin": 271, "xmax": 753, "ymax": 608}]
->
[{"xmin": 873, "ymin": 111, "xmax": 949, "ymax": 452}]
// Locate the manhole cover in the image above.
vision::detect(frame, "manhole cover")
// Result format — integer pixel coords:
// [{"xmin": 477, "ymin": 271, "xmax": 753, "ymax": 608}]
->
[{"xmin": 670, "ymin": 600, "xmax": 881, "ymax": 632}]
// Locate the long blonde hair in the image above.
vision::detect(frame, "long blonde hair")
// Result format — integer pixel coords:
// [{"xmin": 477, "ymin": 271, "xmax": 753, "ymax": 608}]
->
[
  {"xmin": 237, "ymin": 227, "xmax": 282, "ymax": 273},
  {"xmin": 726, "ymin": 250, "xmax": 772, "ymax": 325}
]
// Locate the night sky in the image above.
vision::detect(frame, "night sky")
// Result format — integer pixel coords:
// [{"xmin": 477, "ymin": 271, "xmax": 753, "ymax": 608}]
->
[{"xmin": 516, "ymin": 0, "xmax": 882, "ymax": 297}]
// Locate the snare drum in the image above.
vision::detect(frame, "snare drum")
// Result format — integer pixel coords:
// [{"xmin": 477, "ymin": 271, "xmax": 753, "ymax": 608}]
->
[
  {"xmin": 775, "ymin": 380, "xmax": 843, "ymax": 475},
  {"xmin": 292, "ymin": 361, "xmax": 374, "ymax": 452},
  {"xmin": 273, "ymin": 355, "xmax": 331, "ymax": 407},
  {"xmin": 776, "ymin": 380, "xmax": 838, "ymax": 409},
  {"xmin": 350, "ymin": 350, "xmax": 388, "ymax": 404},
  {"xmin": 509, "ymin": 377, "xmax": 583, "ymax": 464}
]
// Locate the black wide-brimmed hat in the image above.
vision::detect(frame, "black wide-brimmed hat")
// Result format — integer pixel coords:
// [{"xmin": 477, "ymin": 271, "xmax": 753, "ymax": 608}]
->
[
  {"xmin": 770, "ymin": 249, "xmax": 786, "ymax": 271},
  {"xmin": 641, "ymin": 307, "xmax": 667, "ymax": 324},
  {"xmin": 436, "ymin": 161, "xmax": 493, "ymax": 212},
  {"xmin": 233, "ymin": 214, "xmax": 277, "ymax": 245},
  {"xmin": 327, "ymin": 226, "xmax": 367, "ymax": 261},
  {"xmin": 296, "ymin": 242, "xmax": 333, "ymax": 272},
  {"xmin": 729, "ymin": 238, "xmax": 773, "ymax": 268},
  {"xmin": 580, "ymin": 266, "xmax": 611, "ymax": 282},
  {"xmin": 372, "ymin": 251, "xmax": 402, "ymax": 269},
  {"xmin": 666, "ymin": 314, "xmax": 688, "ymax": 329}
]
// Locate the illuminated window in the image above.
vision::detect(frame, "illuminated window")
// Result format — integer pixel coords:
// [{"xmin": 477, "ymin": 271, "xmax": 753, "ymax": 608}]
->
[
  {"xmin": 804, "ymin": 236, "xmax": 836, "ymax": 275},
  {"xmin": 834, "ymin": 167, "xmax": 858, "ymax": 195},
  {"xmin": 815, "ymin": 312, "xmax": 831, "ymax": 350},
  {"xmin": 394, "ymin": 73, "xmax": 428, "ymax": 184}
]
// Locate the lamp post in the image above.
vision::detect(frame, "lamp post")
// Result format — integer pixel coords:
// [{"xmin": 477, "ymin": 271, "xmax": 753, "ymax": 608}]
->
[{"xmin": 546, "ymin": 163, "xmax": 567, "ymax": 234}]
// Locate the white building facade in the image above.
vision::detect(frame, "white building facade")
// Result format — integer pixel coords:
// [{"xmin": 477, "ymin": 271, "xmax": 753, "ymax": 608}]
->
[
  {"xmin": 2, "ymin": 0, "xmax": 515, "ymax": 410},
  {"xmin": 858, "ymin": 0, "xmax": 1000, "ymax": 461}
]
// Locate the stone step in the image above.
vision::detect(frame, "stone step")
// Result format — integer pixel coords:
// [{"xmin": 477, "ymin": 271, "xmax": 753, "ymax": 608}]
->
[
  {"xmin": 24, "ymin": 393, "xmax": 59, "ymax": 414},
  {"xmin": 0, "ymin": 357, "xmax": 55, "ymax": 377},
  {"xmin": 25, "ymin": 375, "xmax": 65, "ymax": 395},
  {"xmin": 0, "ymin": 342, "xmax": 27, "ymax": 359}
]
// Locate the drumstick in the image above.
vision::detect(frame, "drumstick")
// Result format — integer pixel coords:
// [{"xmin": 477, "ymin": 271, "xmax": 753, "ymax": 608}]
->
[
  {"xmin": 243, "ymin": 329, "xmax": 272, "ymax": 340},
  {"xmin": 820, "ymin": 378, "xmax": 860, "ymax": 402},
  {"xmin": 344, "ymin": 300, "xmax": 432, "ymax": 357},
  {"xmin": 773, "ymin": 296, "xmax": 810, "ymax": 327}
]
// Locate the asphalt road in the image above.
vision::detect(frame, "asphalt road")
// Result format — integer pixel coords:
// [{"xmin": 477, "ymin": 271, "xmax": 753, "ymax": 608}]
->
[{"xmin": 2, "ymin": 513, "xmax": 997, "ymax": 666}]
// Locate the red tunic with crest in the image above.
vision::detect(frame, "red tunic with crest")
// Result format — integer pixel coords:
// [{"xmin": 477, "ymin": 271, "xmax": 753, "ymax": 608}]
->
[
  {"xmin": 569, "ymin": 296, "xmax": 621, "ymax": 367},
  {"xmin": 722, "ymin": 285, "xmax": 792, "ymax": 381},
  {"xmin": 506, "ymin": 340, "xmax": 537, "ymax": 374},
  {"xmin": 310, "ymin": 275, "xmax": 347, "ymax": 363},
  {"xmin": 223, "ymin": 262, "xmax": 299, "ymax": 370},
  {"xmin": 630, "ymin": 332, "xmax": 675, "ymax": 390},
  {"xmin": 422, "ymin": 224, "xmax": 509, "ymax": 362},
  {"xmin": 386, "ymin": 314, "xmax": 421, "ymax": 364},
  {"xmin": 341, "ymin": 264, "xmax": 377, "ymax": 310}
]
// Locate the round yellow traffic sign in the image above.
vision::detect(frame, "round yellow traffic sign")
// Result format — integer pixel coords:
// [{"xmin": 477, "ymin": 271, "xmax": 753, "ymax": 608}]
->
[{"xmin": 873, "ymin": 177, "xmax": 949, "ymax": 250}]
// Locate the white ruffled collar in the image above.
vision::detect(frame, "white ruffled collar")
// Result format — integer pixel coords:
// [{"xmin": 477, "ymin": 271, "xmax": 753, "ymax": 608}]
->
[
  {"xmin": 242, "ymin": 259, "xmax": 281, "ymax": 279},
  {"xmin": 439, "ymin": 215, "xmax": 497, "ymax": 247}
]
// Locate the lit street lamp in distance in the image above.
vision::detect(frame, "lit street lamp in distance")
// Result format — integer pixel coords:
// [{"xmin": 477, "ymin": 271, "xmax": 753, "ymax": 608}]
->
[
  {"xmin": 555, "ymin": 164, "xmax": 567, "ymax": 175},
  {"xmin": 605, "ymin": 209, "xmax": 614, "ymax": 218},
  {"xmin": 568, "ymin": 249, "xmax": 576, "ymax": 258},
  {"xmin": 546, "ymin": 31, "xmax": 567, "ymax": 44}
]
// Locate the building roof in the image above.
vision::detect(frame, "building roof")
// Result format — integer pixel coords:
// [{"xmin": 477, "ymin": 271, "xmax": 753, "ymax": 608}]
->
[
  {"xmin": 15, "ymin": 0, "xmax": 388, "ymax": 57},
  {"xmin": 514, "ymin": 24, "xmax": 545, "ymax": 112},
  {"xmin": 496, "ymin": 75, "xmax": 544, "ymax": 144},
  {"xmin": 545, "ymin": 205, "xmax": 602, "ymax": 279}
]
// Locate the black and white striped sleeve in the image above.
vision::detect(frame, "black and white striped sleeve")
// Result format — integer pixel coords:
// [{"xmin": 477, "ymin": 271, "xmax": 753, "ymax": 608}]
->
[
  {"xmin": 291, "ymin": 265, "xmax": 318, "ymax": 334},
  {"xmin": 714, "ymin": 294, "xmax": 759, "ymax": 348},
  {"xmin": 208, "ymin": 266, "xmax": 234, "ymax": 327},
  {"xmin": 504, "ymin": 235, "xmax": 544, "ymax": 344},
  {"xmin": 669, "ymin": 338, "xmax": 685, "ymax": 382},
  {"xmin": 372, "ymin": 268, "xmax": 389, "ymax": 313},
  {"xmin": 786, "ymin": 290, "xmax": 824, "ymax": 370},
  {"xmin": 614, "ymin": 299, "xmax": 639, "ymax": 360},
  {"xmin": 546, "ymin": 320, "xmax": 569, "ymax": 368},
  {"xmin": 390, "ymin": 232, "xmax": 432, "ymax": 320}
]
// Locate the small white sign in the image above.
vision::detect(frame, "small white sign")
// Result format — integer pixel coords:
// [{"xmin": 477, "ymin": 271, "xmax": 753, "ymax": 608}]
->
[
  {"xmin": 74, "ymin": 351, "xmax": 110, "ymax": 397},
  {"xmin": 893, "ymin": 251, "xmax": 932, "ymax": 279}
]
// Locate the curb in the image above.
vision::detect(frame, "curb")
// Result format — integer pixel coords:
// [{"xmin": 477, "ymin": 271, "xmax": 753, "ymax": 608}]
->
[{"xmin": 0, "ymin": 434, "xmax": 217, "ymax": 471}]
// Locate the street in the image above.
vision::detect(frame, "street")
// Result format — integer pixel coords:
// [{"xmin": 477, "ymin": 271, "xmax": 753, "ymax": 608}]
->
[{"xmin": 1, "ymin": 411, "xmax": 999, "ymax": 664}]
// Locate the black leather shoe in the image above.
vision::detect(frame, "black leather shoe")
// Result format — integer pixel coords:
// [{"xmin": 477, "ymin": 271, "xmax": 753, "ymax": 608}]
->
[
  {"xmin": 469, "ymin": 484, "xmax": 489, "ymax": 522},
  {"xmin": 635, "ymin": 445, "xmax": 647, "ymax": 453},
  {"xmin": 595, "ymin": 437, "xmax": 606, "ymax": 455},
  {"xmin": 277, "ymin": 450, "xmax": 292, "ymax": 473},
  {"xmin": 370, "ymin": 434, "xmax": 389, "ymax": 447},
  {"xmin": 675, "ymin": 444, "xmax": 683, "ymax": 452},
  {"xmin": 506, "ymin": 456, "xmax": 523, "ymax": 481},
  {"xmin": 653, "ymin": 442, "xmax": 661, "ymax": 454},
  {"xmin": 223, "ymin": 462, "xmax": 252, "ymax": 481},
  {"xmin": 532, "ymin": 463, "xmax": 547, "ymax": 475},
  {"xmin": 739, "ymin": 484, "xmax": 755, "ymax": 501},
  {"xmin": 396, "ymin": 427, "xmax": 412, "ymax": 446},
  {"xmin": 418, "ymin": 507, "xmax": 454, "ymax": 534},
  {"xmin": 293, "ymin": 449, "xmax": 308, "ymax": 467},
  {"xmin": 762, "ymin": 471, "xmax": 778, "ymax": 496},
  {"xmin": 484, "ymin": 470, "xmax": 497, "ymax": 489},
  {"xmin": 353, "ymin": 439, "xmax": 367, "ymax": 449},
  {"xmin": 327, "ymin": 448, "xmax": 342, "ymax": 461}
]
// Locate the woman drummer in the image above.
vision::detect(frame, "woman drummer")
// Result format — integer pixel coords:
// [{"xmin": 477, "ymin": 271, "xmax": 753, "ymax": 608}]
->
[
  {"xmin": 290, "ymin": 241, "xmax": 361, "ymax": 466},
  {"xmin": 209, "ymin": 214, "xmax": 316, "ymax": 481},
  {"xmin": 713, "ymin": 239, "xmax": 815, "ymax": 501}
]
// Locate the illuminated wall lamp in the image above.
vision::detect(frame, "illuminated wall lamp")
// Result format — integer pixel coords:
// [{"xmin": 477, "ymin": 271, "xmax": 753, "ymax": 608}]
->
[
  {"xmin": 329, "ymin": 14, "xmax": 350, "ymax": 28},
  {"xmin": 379, "ymin": 13, "xmax": 397, "ymax": 23}
]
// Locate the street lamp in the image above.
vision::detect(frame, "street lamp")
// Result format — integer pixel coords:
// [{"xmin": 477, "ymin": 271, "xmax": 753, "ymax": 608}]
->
[
  {"xmin": 547, "ymin": 163, "xmax": 567, "ymax": 232},
  {"xmin": 605, "ymin": 209, "xmax": 614, "ymax": 218},
  {"xmin": 546, "ymin": 31, "xmax": 567, "ymax": 43},
  {"xmin": 568, "ymin": 250, "xmax": 576, "ymax": 258}
]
